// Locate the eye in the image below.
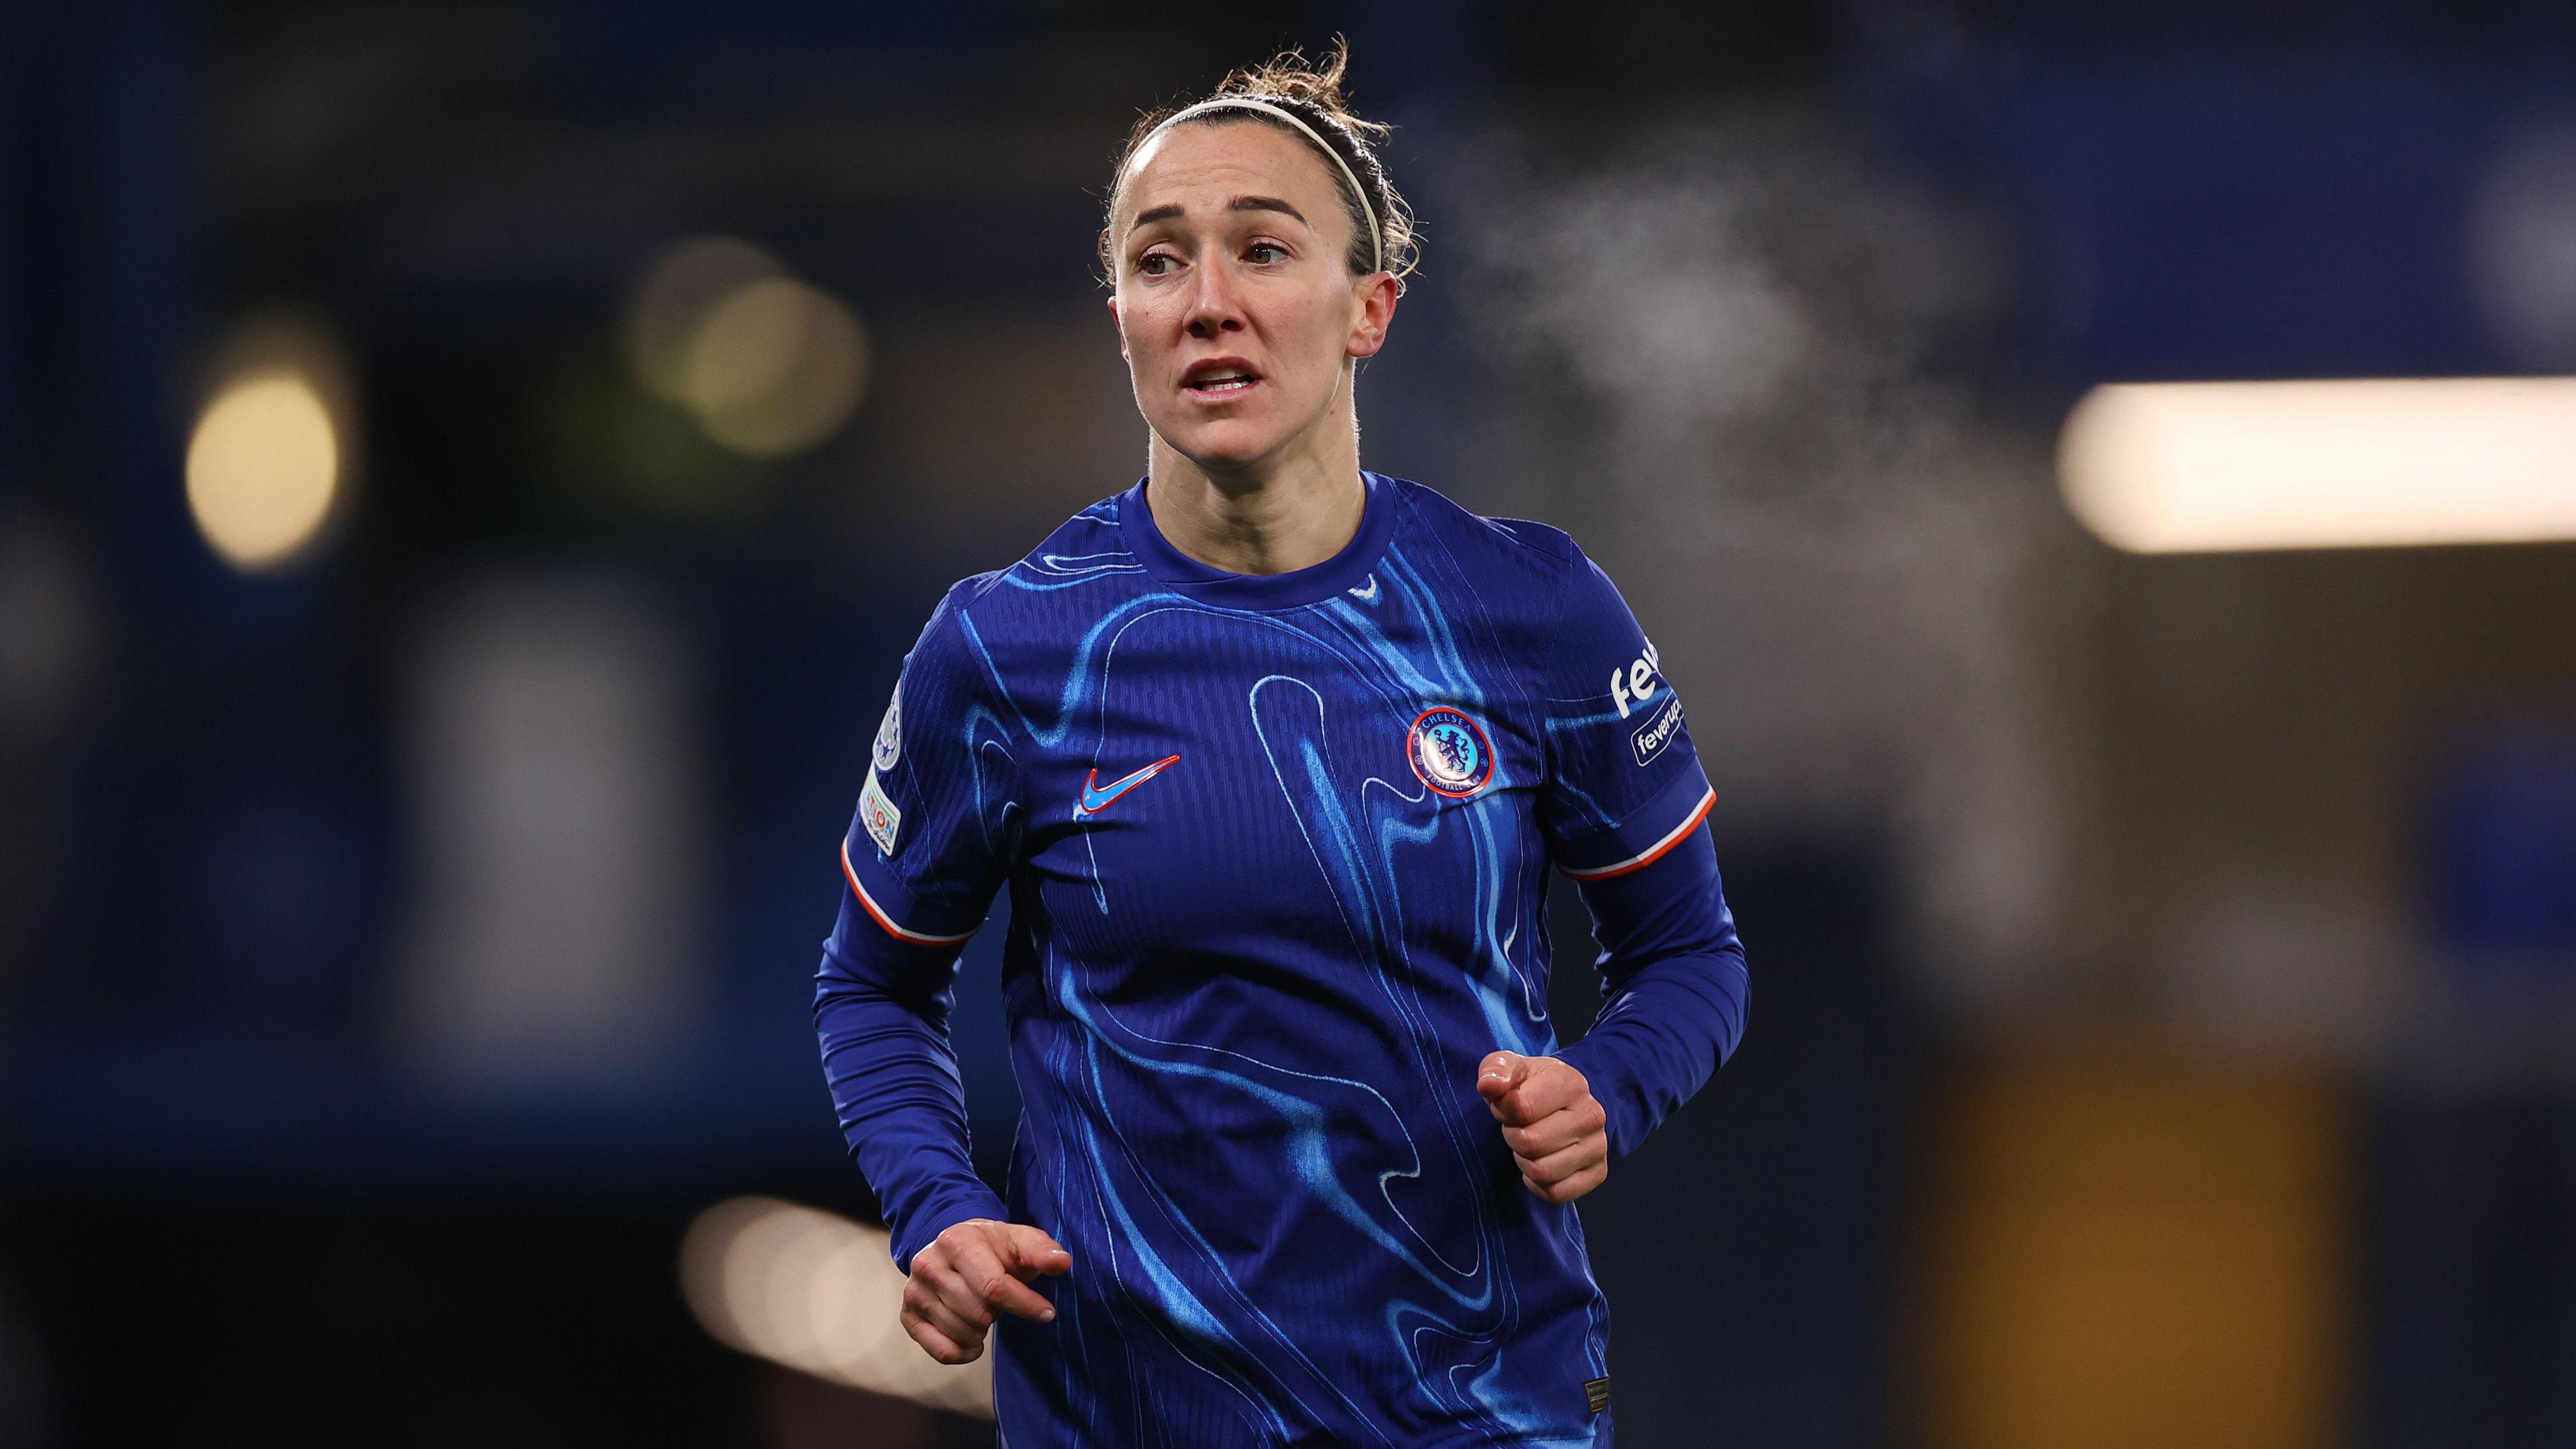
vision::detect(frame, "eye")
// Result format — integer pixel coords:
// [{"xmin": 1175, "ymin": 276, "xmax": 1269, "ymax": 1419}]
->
[
  {"xmin": 1136, "ymin": 250, "xmax": 1177, "ymax": 277},
  {"xmin": 1246, "ymin": 241, "xmax": 1287, "ymax": 264}
]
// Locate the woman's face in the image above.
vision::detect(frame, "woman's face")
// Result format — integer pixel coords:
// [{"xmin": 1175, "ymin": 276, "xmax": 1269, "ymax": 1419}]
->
[{"xmin": 1108, "ymin": 119, "xmax": 1395, "ymax": 475}]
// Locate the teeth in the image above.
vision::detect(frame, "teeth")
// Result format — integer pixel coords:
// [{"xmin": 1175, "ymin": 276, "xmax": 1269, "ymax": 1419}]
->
[{"xmin": 1195, "ymin": 374, "xmax": 1252, "ymax": 390}]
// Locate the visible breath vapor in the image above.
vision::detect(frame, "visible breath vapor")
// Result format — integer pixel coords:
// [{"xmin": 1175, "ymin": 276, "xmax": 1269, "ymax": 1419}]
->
[{"xmin": 1443, "ymin": 111, "xmax": 2092, "ymax": 1012}]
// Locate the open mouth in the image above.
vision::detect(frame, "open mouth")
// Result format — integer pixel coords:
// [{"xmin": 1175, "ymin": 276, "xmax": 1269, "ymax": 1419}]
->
[{"xmin": 1183, "ymin": 360, "xmax": 1262, "ymax": 399}]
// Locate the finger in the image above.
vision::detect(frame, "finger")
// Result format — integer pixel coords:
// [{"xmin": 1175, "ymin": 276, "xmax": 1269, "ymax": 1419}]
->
[
  {"xmin": 902, "ymin": 1311, "xmax": 981, "ymax": 1366},
  {"xmin": 1513, "ymin": 1132, "xmax": 1609, "ymax": 1186},
  {"xmin": 1520, "ymin": 1161, "xmax": 1609, "ymax": 1204},
  {"xmin": 1489, "ymin": 1072, "xmax": 1562, "ymax": 1128},
  {"xmin": 915, "ymin": 1282, "xmax": 989, "ymax": 1346},
  {"xmin": 918, "ymin": 1256, "xmax": 996, "ymax": 1330},
  {"xmin": 1477, "ymin": 1051, "xmax": 1527, "ymax": 1108},
  {"xmin": 904, "ymin": 1275, "xmax": 988, "ymax": 1350},
  {"xmin": 951, "ymin": 1234, "xmax": 1058, "ymax": 1323},
  {"xmin": 1508, "ymin": 1061, "xmax": 1586, "ymax": 1122},
  {"xmin": 1001, "ymin": 1225, "xmax": 1075, "ymax": 1278},
  {"xmin": 1503, "ymin": 1102, "xmax": 1603, "ymax": 1159}
]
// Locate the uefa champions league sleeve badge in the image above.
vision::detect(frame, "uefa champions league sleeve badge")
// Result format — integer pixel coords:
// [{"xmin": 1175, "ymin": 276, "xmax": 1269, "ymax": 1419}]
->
[{"xmin": 873, "ymin": 682, "xmax": 902, "ymax": 772}]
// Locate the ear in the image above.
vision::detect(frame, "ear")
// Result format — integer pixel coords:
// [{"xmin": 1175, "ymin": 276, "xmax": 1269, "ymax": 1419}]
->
[
  {"xmin": 1108, "ymin": 293, "xmax": 1129, "ymax": 362},
  {"xmin": 1345, "ymin": 272, "xmax": 1400, "ymax": 360}
]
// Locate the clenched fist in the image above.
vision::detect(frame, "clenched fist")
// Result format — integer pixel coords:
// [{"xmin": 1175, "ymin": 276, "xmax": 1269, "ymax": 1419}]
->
[
  {"xmin": 1477, "ymin": 1051, "xmax": 1610, "ymax": 1204},
  {"xmin": 901, "ymin": 1218, "xmax": 1073, "ymax": 1364}
]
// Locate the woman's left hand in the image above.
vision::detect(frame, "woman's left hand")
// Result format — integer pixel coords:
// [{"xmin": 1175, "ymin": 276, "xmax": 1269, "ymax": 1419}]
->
[{"xmin": 1476, "ymin": 1051, "xmax": 1610, "ymax": 1203}]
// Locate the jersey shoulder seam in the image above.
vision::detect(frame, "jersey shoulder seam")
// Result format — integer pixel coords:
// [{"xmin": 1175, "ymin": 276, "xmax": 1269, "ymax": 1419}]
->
[
  {"xmin": 1379, "ymin": 475, "xmax": 1587, "ymax": 569},
  {"xmin": 1480, "ymin": 515, "xmax": 1583, "ymax": 565},
  {"xmin": 949, "ymin": 567, "xmax": 1012, "ymax": 608}
]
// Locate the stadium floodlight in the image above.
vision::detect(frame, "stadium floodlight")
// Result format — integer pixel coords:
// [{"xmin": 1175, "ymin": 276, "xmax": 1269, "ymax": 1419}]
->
[{"xmin": 2058, "ymin": 378, "xmax": 2576, "ymax": 553}]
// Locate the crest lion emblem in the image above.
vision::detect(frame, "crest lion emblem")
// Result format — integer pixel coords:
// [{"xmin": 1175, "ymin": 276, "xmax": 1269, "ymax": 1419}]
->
[{"xmin": 1407, "ymin": 706, "xmax": 1496, "ymax": 799}]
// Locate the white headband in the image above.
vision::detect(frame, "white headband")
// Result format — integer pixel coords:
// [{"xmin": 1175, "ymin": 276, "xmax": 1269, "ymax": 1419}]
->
[{"xmin": 1145, "ymin": 96, "xmax": 1385, "ymax": 275}]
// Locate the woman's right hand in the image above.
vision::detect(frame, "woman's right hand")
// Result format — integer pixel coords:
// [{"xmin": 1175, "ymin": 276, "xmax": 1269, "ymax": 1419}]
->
[{"xmin": 900, "ymin": 1218, "xmax": 1073, "ymax": 1364}]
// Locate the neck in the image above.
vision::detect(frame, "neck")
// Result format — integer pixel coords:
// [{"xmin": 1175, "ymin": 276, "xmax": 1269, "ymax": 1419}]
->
[{"xmin": 1145, "ymin": 376, "xmax": 1365, "ymax": 576}]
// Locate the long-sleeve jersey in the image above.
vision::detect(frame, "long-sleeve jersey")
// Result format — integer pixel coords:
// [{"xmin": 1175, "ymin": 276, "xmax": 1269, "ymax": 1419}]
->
[{"xmin": 814, "ymin": 472, "xmax": 1750, "ymax": 1447}]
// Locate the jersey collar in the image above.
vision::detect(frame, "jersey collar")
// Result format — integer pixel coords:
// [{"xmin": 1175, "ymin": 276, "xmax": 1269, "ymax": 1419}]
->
[{"xmin": 1120, "ymin": 472, "xmax": 1399, "ymax": 610}]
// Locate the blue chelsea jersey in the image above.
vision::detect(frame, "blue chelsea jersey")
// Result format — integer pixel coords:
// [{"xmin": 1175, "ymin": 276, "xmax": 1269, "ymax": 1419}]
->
[{"xmin": 823, "ymin": 472, "xmax": 1737, "ymax": 1448}]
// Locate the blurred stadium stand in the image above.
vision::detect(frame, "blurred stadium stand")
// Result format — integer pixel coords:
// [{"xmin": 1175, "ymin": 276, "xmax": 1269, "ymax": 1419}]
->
[{"xmin": 4, "ymin": 1, "xmax": 2576, "ymax": 1444}]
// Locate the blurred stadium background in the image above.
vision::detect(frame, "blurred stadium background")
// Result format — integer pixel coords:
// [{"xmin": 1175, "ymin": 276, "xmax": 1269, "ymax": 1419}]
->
[{"xmin": 4, "ymin": 1, "xmax": 2575, "ymax": 1444}]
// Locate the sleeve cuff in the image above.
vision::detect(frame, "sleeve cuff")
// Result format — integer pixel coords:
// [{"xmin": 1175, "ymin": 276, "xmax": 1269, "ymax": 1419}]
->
[
  {"xmin": 1554, "ymin": 1037, "xmax": 1642, "ymax": 1159},
  {"xmin": 1553, "ymin": 766, "xmax": 1717, "ymax": 881},
  {"xmin": 889, "ymin": 1182, "xmax": 1013, "ymax": 1275}
]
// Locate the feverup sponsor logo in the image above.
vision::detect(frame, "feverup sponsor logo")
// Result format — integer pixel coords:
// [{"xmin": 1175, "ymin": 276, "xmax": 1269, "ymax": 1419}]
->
[
  {"xmin": 857, "ymin": 769, "xmax": 902, "ymax": 854},
  {"xmin": 1630, "ymin": 693, "xmax": 1684, "ymax": 766},
  {"xmin": 1608, "ymin": 640, "xmax": 1664, "ymax": 719}
]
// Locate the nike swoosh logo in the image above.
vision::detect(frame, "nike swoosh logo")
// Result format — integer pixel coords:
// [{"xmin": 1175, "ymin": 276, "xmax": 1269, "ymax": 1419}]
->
[
  {"xmin": 1078, "ymin": 754, "xmax": 1181, "ymax": 814},
  {"xmin": 1348, "ymin": 574, "xmax": 1379, "ymax": 602}
]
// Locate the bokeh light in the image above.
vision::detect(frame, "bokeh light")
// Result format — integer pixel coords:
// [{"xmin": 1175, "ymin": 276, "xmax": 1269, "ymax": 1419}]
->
[
  {"xmin": 678, "ymin": 1196, "xmax": 991, "ymax": 1418},
  {"xmin": 681, "ymin": 277, "xmax": 869, "ymax": 458},
  {"xmin": 2059, "ymin": 377, "xmax": 2576, "ymax": 553},
  {"xmin": 184, "ymin": 372, "xmax": 341, "ymax": 571},
  {"xmin": 624, "ymin": 237, "xmax": 869, "ymax": 460},
  {"xmin": 2473, "ymin": 126, "xmax": 2576, "ymax": 368},
  {"xmin": 625, "ymin": 236, "xmax": 784, "ymax": 402}
]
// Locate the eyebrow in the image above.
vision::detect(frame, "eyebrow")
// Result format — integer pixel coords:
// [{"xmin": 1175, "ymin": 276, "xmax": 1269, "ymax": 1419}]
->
[{"xmin": 1129, "ymin": 195, "xmax": 1311, "ymax": 233}]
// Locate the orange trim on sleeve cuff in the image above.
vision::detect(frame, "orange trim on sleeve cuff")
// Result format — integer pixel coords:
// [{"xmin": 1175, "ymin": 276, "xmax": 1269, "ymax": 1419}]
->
[
  {"xmin": 841, "ymin": 838, "xmax": 978, "ymax": 946},
  {"xmin": 1559, "ymin": 786, "xmax": 1717, "ymax": 882}
]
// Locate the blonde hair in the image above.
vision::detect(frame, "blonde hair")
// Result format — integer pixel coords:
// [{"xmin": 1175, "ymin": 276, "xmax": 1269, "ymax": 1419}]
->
[{"xmin": 1098, "ymin": 39, "xmax": 1421, "ymax": 292}]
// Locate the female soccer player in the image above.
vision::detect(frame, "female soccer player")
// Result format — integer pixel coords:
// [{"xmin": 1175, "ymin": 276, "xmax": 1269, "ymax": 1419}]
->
[{"xmin": 815, "ymin": 44, "xmax": 1748, "ymax": 1446}]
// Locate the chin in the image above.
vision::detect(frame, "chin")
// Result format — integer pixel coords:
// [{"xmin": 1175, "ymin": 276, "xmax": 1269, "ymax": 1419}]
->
[{"xmin": 1159, "ymin": 416, "xmax": 1293, "ymax": 473}]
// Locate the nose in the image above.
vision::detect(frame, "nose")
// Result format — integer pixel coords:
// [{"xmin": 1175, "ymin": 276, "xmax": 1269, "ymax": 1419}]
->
[{"xmin": 1183, "ymin": 252, "xmax": 1246, "ymax": 339}]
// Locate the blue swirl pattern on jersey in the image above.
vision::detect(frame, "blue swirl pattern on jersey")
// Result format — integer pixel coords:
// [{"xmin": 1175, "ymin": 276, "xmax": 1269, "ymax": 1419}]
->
[{"xmin": 816, "ymin": 474, "xmax": 1747, "ymax": 1447}]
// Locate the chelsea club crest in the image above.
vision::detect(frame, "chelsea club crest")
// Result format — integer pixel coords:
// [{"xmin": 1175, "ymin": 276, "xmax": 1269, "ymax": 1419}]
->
[{"xmin": 1407, "ymin": 706, "xmax": 1495, "ymax": 799}]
